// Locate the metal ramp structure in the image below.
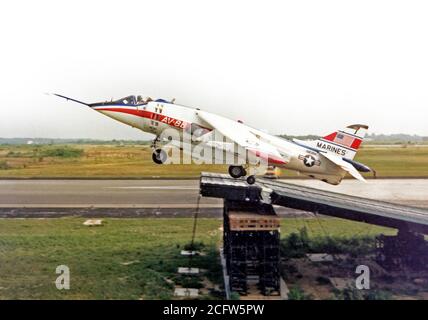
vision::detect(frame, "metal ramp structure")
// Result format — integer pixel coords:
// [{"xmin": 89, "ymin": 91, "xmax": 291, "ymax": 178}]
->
[
  {"xmin": 200, "ymin": 172, "xmax": 428, "ymax": 234},
  {"xmin": 199, "ymin": 172, "xmax": 428, "ymax": 297}
]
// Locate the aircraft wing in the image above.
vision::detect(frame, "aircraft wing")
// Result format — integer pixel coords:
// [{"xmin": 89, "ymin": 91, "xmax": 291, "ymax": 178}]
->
[
  {"xmin": 196, "ymin": 110, "xmax": 289, "ymax": 165},
  {"xmin": 320, "ymin": 152, "xmax": 367, "ymax": 182}
]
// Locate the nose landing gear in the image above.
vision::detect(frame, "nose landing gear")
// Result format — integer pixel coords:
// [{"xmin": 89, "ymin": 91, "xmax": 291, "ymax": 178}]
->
[
  {"xmin": 151, "ymin": 136, "xmax": 168, "ymax": 165},
  {"xmin": 228, "ymin": 165, "xmax": 256, "ymax": 185}
]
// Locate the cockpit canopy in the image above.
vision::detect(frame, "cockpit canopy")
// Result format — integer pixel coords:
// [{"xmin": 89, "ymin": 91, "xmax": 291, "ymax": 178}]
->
[
  {"xmin": 110, "ymin": 95, "xmax": 147, "ymax": 105},
  {"xmin": 118, "ymin": 95, "xmax": 137, "ymax": 105},
  {"xmin": 107, "ymin": 95, "xmax": 169, "ymax": 106}
]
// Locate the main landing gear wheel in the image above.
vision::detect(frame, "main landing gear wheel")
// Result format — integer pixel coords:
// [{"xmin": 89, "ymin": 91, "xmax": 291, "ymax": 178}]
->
[
  {"xmin": 228, "ymin": 165, "xmax": 247, "ymax": 178},
  {"xmin": 152, "ymin": 149, "xmax": 167, "ymax": 165},
  {"xmin": 246, "ymin": 175, "xmax": 256, "ymax": 185}
]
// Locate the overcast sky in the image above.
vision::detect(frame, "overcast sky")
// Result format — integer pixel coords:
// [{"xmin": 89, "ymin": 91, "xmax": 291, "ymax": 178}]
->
[{"xmin": 1, "ymin": 0, "xmax": 428, "ymax": 140}]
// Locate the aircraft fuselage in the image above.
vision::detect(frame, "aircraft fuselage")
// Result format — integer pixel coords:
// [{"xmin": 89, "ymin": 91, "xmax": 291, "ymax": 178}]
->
[{"xmin": 91, "ymin": 99, "xmax": 345, "ymax": 184}]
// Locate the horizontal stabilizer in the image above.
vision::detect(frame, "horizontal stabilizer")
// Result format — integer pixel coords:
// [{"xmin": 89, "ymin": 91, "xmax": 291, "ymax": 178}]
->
[{"xmin": 320, "ymin": 152, "xmax": 366, "ymax": 182}]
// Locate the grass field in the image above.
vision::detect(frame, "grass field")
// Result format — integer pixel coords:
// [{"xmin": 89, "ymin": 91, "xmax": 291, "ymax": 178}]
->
[
  {"xmin": 0, "ymin": 144, "xmax": 228, "ymax": 178},
  {"xmin": 355, "ymin": 145, "xmax": 428, "ymax": 178},
  {"xmin": 0, "ymin": 144, "xmax": 427, "ymax": 178},
  {"xmin": 0, "ymin": 217, "xmax": 394, "ymax": 300}
]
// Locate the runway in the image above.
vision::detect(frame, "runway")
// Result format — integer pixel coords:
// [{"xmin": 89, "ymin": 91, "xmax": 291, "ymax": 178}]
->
[
  {"xmin": 278, "ymin": 179, "xmax": 428, "ymax": 207},
  {"xmin": 0, "ymin": 179, "xmax": 427, "ymax": 209},
  {"xmin": 0, "ymin": 179, "xmax": 428, "ymax": 217},
  {"xmin": 0, "ymin": 180, "xmax": 220, "ymax": 208}
]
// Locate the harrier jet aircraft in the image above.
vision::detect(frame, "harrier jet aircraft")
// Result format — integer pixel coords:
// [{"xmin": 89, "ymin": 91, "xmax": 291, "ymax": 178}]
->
[{"xmin": 53, "ymin": 94, "xmax": 373, "ymax": 185}]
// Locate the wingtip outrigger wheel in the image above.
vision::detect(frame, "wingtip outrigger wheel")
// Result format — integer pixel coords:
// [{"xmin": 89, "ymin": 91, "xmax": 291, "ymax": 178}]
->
[{"xmin": 246, "ymin": 175, "xmax": 256, "ymax": 185}]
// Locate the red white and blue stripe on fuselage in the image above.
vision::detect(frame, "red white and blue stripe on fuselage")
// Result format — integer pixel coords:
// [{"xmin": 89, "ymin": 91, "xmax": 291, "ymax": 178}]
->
[{"xmin": 91, "ymin": 104, "xmax": 288, "ymax": 165}]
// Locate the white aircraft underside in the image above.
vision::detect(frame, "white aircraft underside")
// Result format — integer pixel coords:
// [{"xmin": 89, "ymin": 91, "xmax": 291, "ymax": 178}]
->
[{"xmin": 53, "ymin": 94, "xmax": 373, "ymax": 185}]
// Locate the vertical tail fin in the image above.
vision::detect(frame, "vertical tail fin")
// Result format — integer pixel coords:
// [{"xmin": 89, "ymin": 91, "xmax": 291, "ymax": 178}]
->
[{"xmin": 316, "ymin": 124, "xmax": 368, "ymax": 160}]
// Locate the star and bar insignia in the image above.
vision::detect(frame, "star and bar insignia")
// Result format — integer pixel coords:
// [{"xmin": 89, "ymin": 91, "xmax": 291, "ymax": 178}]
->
[{"xmin": 298, "ymin": 154, "xmax": 321, "ymax": 167}]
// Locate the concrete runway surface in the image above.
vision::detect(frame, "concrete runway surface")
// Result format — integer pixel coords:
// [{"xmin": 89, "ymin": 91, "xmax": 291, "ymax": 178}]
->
[
  {"xmin": 0, "ymin": 179, "xmax": 427, "ymax": 209},
  {"xmin": 280, "ymin": 179, "xmax": 428, "ymax": 207}
]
